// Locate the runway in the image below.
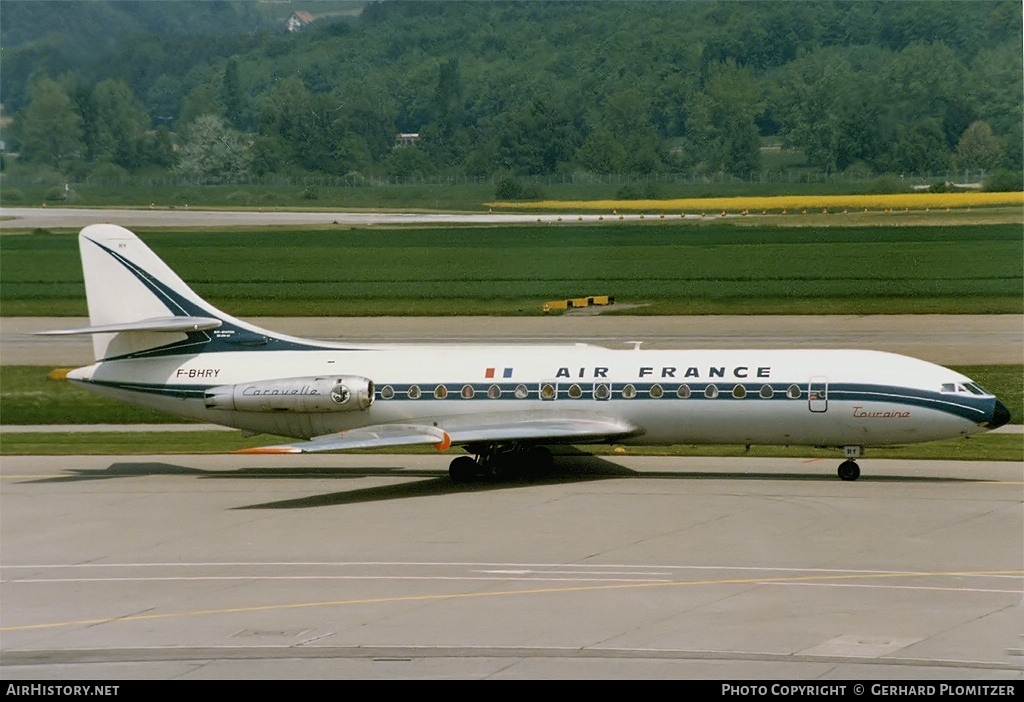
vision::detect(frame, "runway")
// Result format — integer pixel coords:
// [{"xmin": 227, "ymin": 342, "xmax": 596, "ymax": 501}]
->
[
  {"xmin": 1, "ymin": 453, "xmax": 1021, "ymax": 679},
  {"xmin": 0, "ymin": 206, "xmax": 613, "ymax": 231},
  {"xmin": 4, "ymin": 314, "xmax": 1022, "ymax": 366}
]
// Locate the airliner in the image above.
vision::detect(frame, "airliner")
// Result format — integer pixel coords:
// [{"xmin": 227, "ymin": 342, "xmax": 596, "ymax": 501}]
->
[{"xmin": 42, "ymin": 224, "xmax": 1011, "ymax": 482}]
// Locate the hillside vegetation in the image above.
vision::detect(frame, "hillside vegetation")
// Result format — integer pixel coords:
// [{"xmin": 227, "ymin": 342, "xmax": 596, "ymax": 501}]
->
[{"xmin": 1, "ymin": 0, "xmax": 1021, "ymax": 197}]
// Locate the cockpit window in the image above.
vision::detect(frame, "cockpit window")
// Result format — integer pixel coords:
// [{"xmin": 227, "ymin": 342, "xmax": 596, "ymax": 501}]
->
[{"xmin": 941, "ymin": 382, "xmax": 990, "ymax": 395}]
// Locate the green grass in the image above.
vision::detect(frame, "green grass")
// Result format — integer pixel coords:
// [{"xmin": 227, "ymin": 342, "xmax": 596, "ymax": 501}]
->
[
  {"xmin": 6, "ymin": 177, "xmax": 1008, "ymax": 213},
  {"xmin": 0, "ymin": 366, "xmax": 181, "ymax": 424},
  {"xmin": 1, "ymin": 223, "xmax": 1021, "ymax": 316},
  {"xmin": 0, "ymin": 430, "xmax": 1018, "ymax": 461},
  {"xmin": 606, "ymin": 435, "xmax": 1022, "ymax": 462},
  {"xmin": 0, "ymin": 430, "xmax": 266, "ymax": 455}
]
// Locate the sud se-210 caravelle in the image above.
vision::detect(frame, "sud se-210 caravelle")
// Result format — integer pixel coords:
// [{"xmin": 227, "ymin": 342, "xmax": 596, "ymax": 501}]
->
[{"xmin": 44, "ymin": 224, "xmax": 1011, "ymax": 482}]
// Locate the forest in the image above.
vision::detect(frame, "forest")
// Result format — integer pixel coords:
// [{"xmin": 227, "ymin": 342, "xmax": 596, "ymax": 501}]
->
[{"xmin": 1, "ymin": 0, "xmax": 1021, "ymax": 190}]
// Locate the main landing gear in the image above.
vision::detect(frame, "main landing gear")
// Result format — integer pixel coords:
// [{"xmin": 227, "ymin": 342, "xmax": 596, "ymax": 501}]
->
[{"xmin": 449, "ymin": 443, "xmax": 554, "ymax": 483}]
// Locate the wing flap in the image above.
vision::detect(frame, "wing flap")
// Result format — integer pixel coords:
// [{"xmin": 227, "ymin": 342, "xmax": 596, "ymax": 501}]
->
[{"xmin": 235, "ymin": 411, "xmax": 639, "ymax": 455}]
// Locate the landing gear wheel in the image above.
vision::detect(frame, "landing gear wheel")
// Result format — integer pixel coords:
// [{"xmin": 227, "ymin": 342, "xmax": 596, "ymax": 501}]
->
[
  {"xmin": 449, "ymin": 456, "xmax": 478, "ymax": 483},
  {"xmin": 521, "ymin": 446, "xmax": 554, "ymax": 477},
  {"xmin": 486, "ymin": 453, "xmax": 516, "ymax": 481},
  {"xmin": 533, "ymin": 446, "xmax": 554, "ymax": 468},
  {"xmin": 838, "ymin": 460, "xmax": 860, "ymax": 482},
  {"xmin": 450, "ymin": 444, "xmax": 553, "ymax": 482}
]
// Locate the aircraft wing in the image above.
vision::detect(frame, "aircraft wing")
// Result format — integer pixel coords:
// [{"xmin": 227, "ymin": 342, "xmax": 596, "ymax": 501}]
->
[
  {"xmin": 237, "ymin": 424, "xmax": 452, "ymax": 454},
  {"xmin": 236, "ymin": 411, "xmax": 640, "ymax": 455}
]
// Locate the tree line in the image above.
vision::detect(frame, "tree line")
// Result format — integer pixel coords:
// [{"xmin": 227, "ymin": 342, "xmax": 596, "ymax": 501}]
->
[{"xmin": 2, "ymin": 0, "xmax": 1021, "ymax": 189}]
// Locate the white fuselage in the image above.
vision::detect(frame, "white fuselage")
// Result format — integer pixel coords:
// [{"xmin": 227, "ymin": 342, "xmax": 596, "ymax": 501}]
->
[{"xmin": 69, "ymin": 344, "xmax": 997, "ymax": 449}]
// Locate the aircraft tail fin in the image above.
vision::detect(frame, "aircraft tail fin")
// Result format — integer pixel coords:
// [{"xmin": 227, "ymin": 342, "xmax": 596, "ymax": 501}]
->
[{"xmin": 50, "ymin": 224, "xmax": 280, "ymax": 361}]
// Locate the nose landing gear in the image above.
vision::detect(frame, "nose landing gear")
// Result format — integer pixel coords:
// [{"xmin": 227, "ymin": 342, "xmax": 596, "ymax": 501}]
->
[
  {"xmin": 838, "ymin": 446, "xmax": 862, "ymax": 481},
  {"xmin": 838, "ymin": 459, "xmax": 860, "ymax": 481}
]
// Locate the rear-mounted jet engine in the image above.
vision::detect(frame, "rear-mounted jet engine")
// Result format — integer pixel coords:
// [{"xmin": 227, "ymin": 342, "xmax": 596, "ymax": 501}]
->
[{"xmin": 204, "ymin": 376, "xmax": 374, "ymax": 412}]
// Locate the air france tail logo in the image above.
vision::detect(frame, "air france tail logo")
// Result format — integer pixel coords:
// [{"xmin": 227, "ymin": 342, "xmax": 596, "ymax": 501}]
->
[{"xmin": 485, "ymin": 367, "xmax": 514, "ymax": 379}]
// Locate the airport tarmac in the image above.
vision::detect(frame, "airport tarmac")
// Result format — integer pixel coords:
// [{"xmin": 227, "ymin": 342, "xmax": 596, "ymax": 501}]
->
[
  {"xmin": 2, "ymin": 315, "xmax": 1022, "ymax": 678},
  {"xmin": 0, "ymin": 206, "xmax": 611, "ymax": 231},
  {"xmin": 2, "ymin": 209, "xmax": 1021, "ymax": 678},
  {"xmin": 1, "ymin": 453, "xmax": 1021, "ymax": 680},
  {"xmin": 3, "ymin": 314, "xmax": 1022, "ymax": 366}
]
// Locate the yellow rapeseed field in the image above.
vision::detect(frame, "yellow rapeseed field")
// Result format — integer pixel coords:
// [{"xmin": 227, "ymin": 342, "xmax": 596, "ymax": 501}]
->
[{"xmin": 495, "ymin": 191, "xmax": 1024, "ymax": 213}]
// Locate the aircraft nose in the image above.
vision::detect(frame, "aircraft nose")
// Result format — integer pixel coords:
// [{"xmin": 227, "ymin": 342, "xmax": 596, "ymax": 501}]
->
[{"xmin": 989, "ymin": 399, "xmax": 1011, "ymax": 429}]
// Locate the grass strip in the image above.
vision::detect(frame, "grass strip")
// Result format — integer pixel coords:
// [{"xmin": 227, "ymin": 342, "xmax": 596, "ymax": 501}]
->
[
  {"xmin": 0, "ymin": 430, "xmax": 1018, "ymax": 461},
  {"xmin": 3, "ymin": 222, "xmax": 1020, "ymax": 317}
]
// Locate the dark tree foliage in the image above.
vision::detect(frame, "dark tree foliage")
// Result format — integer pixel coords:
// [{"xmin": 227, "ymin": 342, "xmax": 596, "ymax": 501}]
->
[{"xmin": 2, "ymin": 0, "xmax": 1020, "ymax": 179}]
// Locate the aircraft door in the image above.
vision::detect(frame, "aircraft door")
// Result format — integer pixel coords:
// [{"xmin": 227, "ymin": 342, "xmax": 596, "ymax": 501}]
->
[{"xmin": 808, "ymin": 377, "xmax": 828, "ymax": 413}]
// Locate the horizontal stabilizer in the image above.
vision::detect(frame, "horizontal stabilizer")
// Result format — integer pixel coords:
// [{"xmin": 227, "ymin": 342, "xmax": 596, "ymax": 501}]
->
[{"xmin": 37, "ymin": 316, "xmax": 223, "ymax": 336}]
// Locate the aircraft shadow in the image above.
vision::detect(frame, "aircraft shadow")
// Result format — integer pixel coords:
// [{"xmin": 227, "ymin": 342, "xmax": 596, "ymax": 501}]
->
[
  {"xmin": 238, "ymin": 457, "xmax": 636, "ymax": 509},
  {"xmin": 24, "ymin": 454, "xmax": 985, "ymax": 510},
  {"xmin": 25, "ymin": 462, "xmax": 427, "ymax": 483}
]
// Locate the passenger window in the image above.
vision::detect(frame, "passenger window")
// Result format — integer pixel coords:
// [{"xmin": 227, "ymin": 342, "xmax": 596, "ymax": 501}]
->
[
  {"xmin": 759, "ymin": 384, "xmax": 773, "ymax": 399},
  {"xmin": 677, "ymin": 384, "xmax": 691, "ymax": 399},
  {"xmin": 461, "ymin": 384, "xmax": 475, "ymax": 399},
  {"xmin": 380, "ymin": 385, "xmax": 395, "ymax": 400},
  {"xmin": 704, "ymin": 384, "xmax": 719, "ymax": 399},
  {"xmin": 407, "ymin": 385, "xmax": 421, "ymax": 399},
  {"xmin": 732, "ymin": 384, "xmax": 746, "ymax": 399},
  {"xmin": 434, "ymin": 385, "xmax": 448, "ymax": 399},
  {"xmin": 787, "ymin": 384, "xmax": 801, "ymax": 399},
  {"xmin": 650, "ymin": 384, "xmax": 664, "ymax": 398},
  {"xmin": 514, "ymin": 384, "xmax": 529, "ymax": 399},
  {"xmin": 622, "ymin": 384, "xmax": 637, "ymax": 399},
  {"xmin": 594, "ymin": 383, "xmax": 610, "ymax": 400},
  {"xmin": 540, "ymin": 383, "xmax": 556, "ymax": 400},
  {"xmin": 488, "ymin": 384, "xmax": 502, "ymax": 399},
  {"xmin": 568, "ymin": 384, "xmax": 583, "ymax": 399}
]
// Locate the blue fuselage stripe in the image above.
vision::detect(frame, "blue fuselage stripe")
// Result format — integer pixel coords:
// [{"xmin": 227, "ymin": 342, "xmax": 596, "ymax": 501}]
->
[{"xmin": 81, "ymin": 379, "xmax": 992, "ymax": 424}]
